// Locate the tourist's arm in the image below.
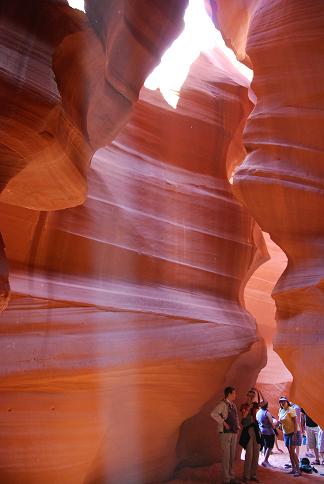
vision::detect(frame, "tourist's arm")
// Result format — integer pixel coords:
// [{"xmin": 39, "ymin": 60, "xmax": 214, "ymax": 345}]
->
[
  {"xmin": 292, "ymin": 415, "xmax": 298, "ymax": 434},
  {"xmin": 267, "ymin": 412, "xmax": 275, "ymax": 429}
]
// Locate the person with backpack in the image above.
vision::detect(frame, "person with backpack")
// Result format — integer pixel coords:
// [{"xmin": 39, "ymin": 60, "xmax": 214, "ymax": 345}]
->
[
  {"xmin": 239, "ymin": 388, "xmax": 262, "ymax": 483},
  {"xmin": 211, "ymin": 386, "xmax": 241, "ymax": 484},
  {"xmin": 278, "ymin": 396, "xmax": 301, "ymax": 477}
]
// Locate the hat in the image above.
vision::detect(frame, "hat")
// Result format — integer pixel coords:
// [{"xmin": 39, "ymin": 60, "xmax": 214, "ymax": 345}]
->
[{"xmin": 279, "ymin": 396, "xmax": 289, "ymax": 403}]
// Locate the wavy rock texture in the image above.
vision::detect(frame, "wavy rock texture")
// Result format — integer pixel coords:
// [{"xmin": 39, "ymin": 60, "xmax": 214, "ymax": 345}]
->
[
  {"xmin": 0, "ymin": 47, "xmax": 266, "ymax": 482},
  {"xmin": 212, "ymin": 0, "xmax": 324, "ymax": 424},
  {"xmin": 0, "ymin": 0, "xmax": 187, "ymax": 210},
  {"xmin": 245, "ymin": 233, "xmax": 291, "ymax": 414}
]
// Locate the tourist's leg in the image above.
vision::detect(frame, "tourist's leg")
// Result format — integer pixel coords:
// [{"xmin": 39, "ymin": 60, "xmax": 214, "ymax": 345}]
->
[
  {"xmin": 229, "ymin": 433, "xmax": 237, "ymax": 480},
  {"xmin": 220, "ymin": 433, "xmax": 231, "ymax": 483},
  {"xmin": 251, "ymin": 432, "xmax": 260, "ymax": 478},
  {"xmin": 243, "ymin": 428, "xmax": 253, "ymax": 479}
]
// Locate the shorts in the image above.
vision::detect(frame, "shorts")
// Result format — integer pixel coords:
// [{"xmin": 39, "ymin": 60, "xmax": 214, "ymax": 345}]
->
[
  {"xmin": 318, "ymin": 427, "xmax": 324, "ymax": 453},
  {"xmin": 284, "ymin": 431, "xmax": 302, "ymax": 448},
  {"xmin": 262, "ymin": 434, "xmax": 275, "ymax": 450},
  {"xmin": 306, "ymin": 426, "xmax": 319, "ymax": 449}
]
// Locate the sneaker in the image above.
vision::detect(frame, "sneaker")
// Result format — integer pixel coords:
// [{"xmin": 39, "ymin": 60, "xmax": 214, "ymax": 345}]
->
[
  {"xmin": 306, "ymin": 452, "xmax": 314, "ymax": 458},
  {"xmin": 294, "ymin": 471, "xmax": 301, "ymax": 477}
]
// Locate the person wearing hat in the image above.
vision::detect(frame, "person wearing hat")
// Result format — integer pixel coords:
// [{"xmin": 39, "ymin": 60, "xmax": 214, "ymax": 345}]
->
[{"xmin": 278, "ymin": 396, "xmax": 301, "ymax": 477}]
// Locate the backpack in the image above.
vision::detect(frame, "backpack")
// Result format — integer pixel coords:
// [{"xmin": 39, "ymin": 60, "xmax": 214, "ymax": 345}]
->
[{"xmin": 300, "ymin": 457, "xmax": 312, "ymax": 474}]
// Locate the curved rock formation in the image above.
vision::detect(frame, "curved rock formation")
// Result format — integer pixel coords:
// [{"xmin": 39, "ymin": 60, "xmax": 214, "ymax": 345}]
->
[
  {"xmin": 0, "ymin": 43, "xmax": 266, "ymax": 483},
  {"xmin": 212, "ymin": 0, "xmax": 324, "ymax": 424},
  {"xmin": 245, "ymin": 233, "xmax": 291, "ymax": 414},
  {"xmin": 0, "ymin": 0, "xmax": 187, "ymax": 210}
]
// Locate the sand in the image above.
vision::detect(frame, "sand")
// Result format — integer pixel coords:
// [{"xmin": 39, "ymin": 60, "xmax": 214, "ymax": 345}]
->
[{"xmin": 167, "ymin": 441, "xmax": 324, "ymax": 483}]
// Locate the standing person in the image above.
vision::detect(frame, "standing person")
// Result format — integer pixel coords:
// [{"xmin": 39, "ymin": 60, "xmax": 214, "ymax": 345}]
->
[
  {"xmin": 278, "ymin": 396, "xmax": 301, "ymax": 477},
  {"xmin": 301, "ymin": 409, "xmax": 314, "ymax": 457},
  {"xmin": 301, "ymin": 409, "xmax": 321, "ymax": 465},
  {"xmin": 318, "ymin": 426, "xmax": 324, "ymax": 464},
  {"xmin": 211, "ymin": 386, "xmax": 241, "ymax": 484},
  {"xmin": 239, "ymin": 388, "xmax": 262, "ymax": 483},
  {"xmin": 256, "ymin": 400, "xmax": 276, "ymax": 467}
]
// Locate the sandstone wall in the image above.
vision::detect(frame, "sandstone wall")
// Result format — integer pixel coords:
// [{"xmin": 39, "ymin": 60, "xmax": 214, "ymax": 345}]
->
[
  {"xmin": 213, "ymin": 0, "xmax": 324, "ymax": 424},
  {"xmin": 0, "ymin": 0, "xmax": 187, "ymax": 211},
  {"xmin": 245, "ymin": 233, "xmax": 291, "ymax": 415},
  {"xmin": 0, "ymin": 0, "xmax": 187, "ymax": 311},
  {"xmin": 0, "ymin": 42, "xmax": 266, "ymax": 483}
]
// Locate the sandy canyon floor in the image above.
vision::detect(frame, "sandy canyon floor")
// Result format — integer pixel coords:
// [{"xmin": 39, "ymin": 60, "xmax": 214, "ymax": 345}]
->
[{"xmin": 166, "ymin": 441, "xmax": 324, "ymax": 483}]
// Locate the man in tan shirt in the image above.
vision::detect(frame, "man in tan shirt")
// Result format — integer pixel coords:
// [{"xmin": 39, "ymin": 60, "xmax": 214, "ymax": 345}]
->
[{"xmin": 211, "ymin": 386, "xmax": 241, "ymax": 484}]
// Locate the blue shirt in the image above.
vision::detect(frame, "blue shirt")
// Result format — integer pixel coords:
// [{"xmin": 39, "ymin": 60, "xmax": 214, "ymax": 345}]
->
[{"xmin": 256, "ymin": 408, "xmax": 275, "ymax": 436}]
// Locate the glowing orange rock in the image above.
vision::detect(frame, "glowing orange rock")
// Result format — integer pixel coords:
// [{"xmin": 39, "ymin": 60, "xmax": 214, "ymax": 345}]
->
[
  {"xmin": 213, "ymin": 0, "xmax": 324, "ymax": 425},
  {"xmin": 0, "ymin": 46, "xmax": 266, "ymax": 482},
  {"xmin": 0, "ymin": 0, "xmax": 187, "ymax": 210}
]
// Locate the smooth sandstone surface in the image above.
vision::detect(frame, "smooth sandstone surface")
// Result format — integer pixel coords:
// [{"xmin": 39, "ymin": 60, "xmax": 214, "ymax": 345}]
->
[
  {"xmin": 245, "ymin": 233, "xmax": 291, "ymax": 414},
  {"xmin": 213, "ymin": 0, "xmax": 324, "ymax": 426},
  {"xmin": 0, "ymin": 42, "xmax": 267, "ymax": 482},
  {"xmin": 0, "ymin": 0, "xmax": 187, "ymax": 210},
  {"xmin": 2, "ymin": 0, "xmax": 322, "ymax": 482},
  {"xmin": 0, "ymin": 0, "xmax": 186, "ymax": 311}
]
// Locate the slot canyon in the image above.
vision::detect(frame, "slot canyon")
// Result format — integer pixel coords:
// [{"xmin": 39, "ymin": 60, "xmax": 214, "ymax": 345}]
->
[{"xmin": 0, "ymin": 0, "xmax": 323, "ymax": 483}]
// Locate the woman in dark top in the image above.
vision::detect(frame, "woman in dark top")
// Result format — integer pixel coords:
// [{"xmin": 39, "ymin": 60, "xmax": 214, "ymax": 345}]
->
[{"xmin": 239, "ymin": 388, "xmax": 262, "ymax": 483}]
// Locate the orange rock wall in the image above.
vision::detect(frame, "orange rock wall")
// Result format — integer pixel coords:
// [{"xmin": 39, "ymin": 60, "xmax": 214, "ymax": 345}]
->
[
  {"xmin": 213, "ymin": 0, "xmax": 324, "ymax": 424},
  {"xmin": 0, "ymin": 0, "xmax": 187, "ymax": 310},
  {"xmin": 0, "ymin": 42, "xmax": 267, "ymax": 483},
  {"xmin": 0, "ymin": 0, "xmax": 187, "ymax": 211},
  {"xmin": 4, "ymin": 0, "xmax": 322, "ymax": 480},
  {"xmin": 245, "ymin": 233, "xmax": 291, "ymax": 415}
]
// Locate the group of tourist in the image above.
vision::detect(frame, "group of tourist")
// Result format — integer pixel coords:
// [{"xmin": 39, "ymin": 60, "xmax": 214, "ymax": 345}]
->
[{"xmin": 211, "ymin": 386, "xmax": 324, "ymax": 484}]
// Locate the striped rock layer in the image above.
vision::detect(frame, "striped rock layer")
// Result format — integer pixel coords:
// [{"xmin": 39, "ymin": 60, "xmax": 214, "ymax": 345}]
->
[
  {"xmin": 0, "ymin": 0, "xmax": 186, "ymax": 310},
  {"xmin": 213, "ymin": 0, "xmax": 324, "ymax": 424},
  {"xmin": 0, "ymin": 46, "xmax": 266, "ymax": 482}
]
